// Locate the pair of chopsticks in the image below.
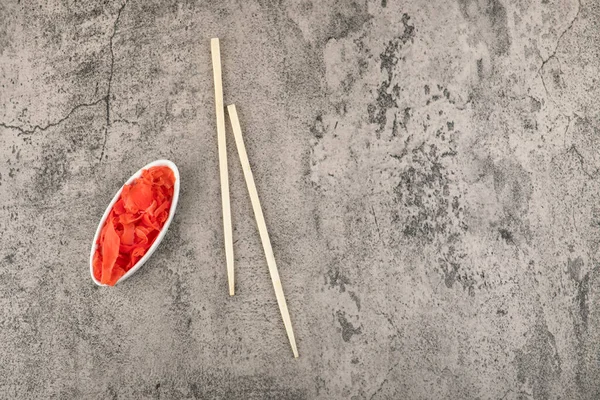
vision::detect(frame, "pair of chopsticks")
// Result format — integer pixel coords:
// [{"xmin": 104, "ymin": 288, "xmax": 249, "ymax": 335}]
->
[{"xmin": 210, "ymin": 38, "xmax": 298, "ymax": 358}]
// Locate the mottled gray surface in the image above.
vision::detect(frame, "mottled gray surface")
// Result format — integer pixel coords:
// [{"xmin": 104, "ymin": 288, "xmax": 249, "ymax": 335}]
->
[{"xmin": 1, "ymin": 0, "xmax": 599, "ymax": 398}]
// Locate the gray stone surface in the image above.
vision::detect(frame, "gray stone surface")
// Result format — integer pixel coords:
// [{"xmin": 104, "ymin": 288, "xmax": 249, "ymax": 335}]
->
[{"xmin": 1, "ymin": 0, "xmax": 599, "ymax": 398}]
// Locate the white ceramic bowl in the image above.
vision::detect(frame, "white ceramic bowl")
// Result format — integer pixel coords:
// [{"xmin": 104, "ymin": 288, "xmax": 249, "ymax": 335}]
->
[{"xmin": 89, "ymin": 159, "xmax": 180, "ymax": 286}]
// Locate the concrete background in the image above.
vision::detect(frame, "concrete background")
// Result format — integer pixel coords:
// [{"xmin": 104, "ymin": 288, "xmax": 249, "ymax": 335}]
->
[{"xmin": 1, "ymin": 0, "xmax": 599, "ymax": 398}]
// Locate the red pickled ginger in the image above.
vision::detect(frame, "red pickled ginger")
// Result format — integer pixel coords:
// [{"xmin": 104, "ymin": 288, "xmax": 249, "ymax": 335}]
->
[{"xmin": 93, "ymin": 165, "xmax": 175, "ymax": 285}]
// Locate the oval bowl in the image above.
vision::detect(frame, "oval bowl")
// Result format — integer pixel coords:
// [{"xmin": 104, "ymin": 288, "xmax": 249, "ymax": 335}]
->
[{"xmin": 89, "ymin": 159, "xmax": 180, "ymax": 286}]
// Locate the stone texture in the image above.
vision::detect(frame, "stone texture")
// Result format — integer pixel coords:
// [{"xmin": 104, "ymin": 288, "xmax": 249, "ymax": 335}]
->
[{"xmin": 1, "ymin": 0, "xmax": 599, "ymax": 398}]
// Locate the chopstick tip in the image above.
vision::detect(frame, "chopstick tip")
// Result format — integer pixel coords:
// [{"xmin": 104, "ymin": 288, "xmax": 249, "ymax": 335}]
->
[{"xmin": 211, "ymin": 38, "xmax": 220, "ymax": 52}]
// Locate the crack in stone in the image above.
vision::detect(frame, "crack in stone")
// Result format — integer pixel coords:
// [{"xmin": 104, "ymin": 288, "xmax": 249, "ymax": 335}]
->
[
  {"xmin": 0, "ymin": 98, "xmax": 105, "ymax": 136},
  {"xmin": 99, "ymin": 0, "xmax": 130, "ymax": 163},
  {"xmin": 114, "ymin": 111, "xmax": 138, "ymax": 126},
  {"xmin": 561, "ymin": 115, "xmax": 572, "ymax": 149},
  {"xmin": 369, "ymin": 360, "xmax": 401, "ymax": 400},
  {"xmin": 537, "ymin": 0, "xmax": 581, "ymax": 99},
  {"xmin": 1, "ymin": 0, "xmax": 130, "ymax": 167},
  {"xmin": 370, "ymin": 204, "xmax": 383, "ymax": 245},
  {"xmin": 568, "ymin": 144, "xmax": 598, "ymax": 179}
]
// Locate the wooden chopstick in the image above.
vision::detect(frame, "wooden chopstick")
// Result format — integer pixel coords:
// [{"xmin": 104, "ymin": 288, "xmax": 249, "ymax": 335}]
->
[
  {"xmin": 227, "ymin": 104, "xmax": 299, "ymax": 358},
  {"xmin": 211, "ymin": 38, "xmax": 235, "ymax": 296}
]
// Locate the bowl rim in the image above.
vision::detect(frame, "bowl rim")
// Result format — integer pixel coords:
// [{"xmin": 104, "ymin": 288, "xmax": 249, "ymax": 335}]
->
[{"xmin": 89, "ymin": 159, "xmax": 180, "ymax": 286}]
